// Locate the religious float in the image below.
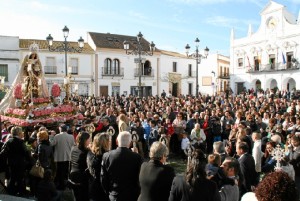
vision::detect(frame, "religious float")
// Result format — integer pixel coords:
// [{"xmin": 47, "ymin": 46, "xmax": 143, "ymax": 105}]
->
[{"xmin": 0, "ymin": 43, "xmax": 83, "ymax": 127}]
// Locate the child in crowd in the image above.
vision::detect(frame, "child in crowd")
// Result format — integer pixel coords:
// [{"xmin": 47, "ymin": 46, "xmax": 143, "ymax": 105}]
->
[
  {"xmin": 206, "ymin": 154, "xmax": 221, "ymax": 178},
  {"xmin": 164, "ymin": 118, "xmax": 174, "ymax": 141},
  {"xmin": 181, "ymin": 132, "xmax": 190, "ymax": 160}
]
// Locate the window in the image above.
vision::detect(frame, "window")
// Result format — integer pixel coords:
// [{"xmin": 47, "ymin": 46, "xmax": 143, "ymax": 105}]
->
[
  {"xmin": 45, "ymin": 57, "xmax": 56, "ymax": 74},
  {"xmin": 238, "ymin": 58, "xmax": 243, "ymax": 67},
  {"xmin": 219, "ymin": 66, "xmax": 223, "ymax": 76},
  {"xmin": 0, "ymin": 64, "xmax": 8, "ymax": 81},
  {"xmin": 173, "ymin": 62, "xmax": 177, "ymax": 72},
  {"xmin": 112, "ymin": 59, "xmax": 120, "ymax": 74},
  {"xmin": 188, "ymin": 83, "xmax": 193, "ymax": 95},
  {"xmin": 104, "ymin": 58, "xmax": 112, "ymax": 74},
  {"xmin": 226, "ymin": 67, "xmax": 229, "ymax": 76},
  {"xmin": 269, "ymin": 54, "xmax": 275, "ymax": 69},
  {"xmin": 70, "ymin": 58, "xmax": 79, "ymax": 74},
  {"xmin": 188, "ymin": 64, "xmax": 192, "ymax": 76},
  {"xmin": 254, "ymin": 56, "xmax": 260, "ymax": 71},
  {"xmin": 143, "ymin": 60, "xmax": 151, "ymax": 76},
  {"xmin": 287, "ymin": 52, "xmax": 293, "ymax": 69}
]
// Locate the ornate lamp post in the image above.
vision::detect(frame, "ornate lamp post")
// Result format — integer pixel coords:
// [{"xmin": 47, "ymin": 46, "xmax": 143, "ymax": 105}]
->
[
  {"xmin": 185, "ymin": 38, "xmax": 209, "ymax": 97},
  {"xmin": 123, "ymin": 32, "xmax": 155, "ymax": 97},
  {"xmin": 46, "ymin": 26, "xmax": 84, "ymax": 100}
]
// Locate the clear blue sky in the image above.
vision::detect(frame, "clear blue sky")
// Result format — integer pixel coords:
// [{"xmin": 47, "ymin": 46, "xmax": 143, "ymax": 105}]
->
[{"xmin": 0, "ymin": 0, "xmax": 299, "ymax": 56}]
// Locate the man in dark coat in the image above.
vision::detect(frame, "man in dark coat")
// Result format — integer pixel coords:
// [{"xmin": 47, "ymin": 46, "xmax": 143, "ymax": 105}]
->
[
  {"xmin": 236, "ymin": 142, "xmax": 257, "ymax": 196},
  {"xmin": 138, "ymin": 142, "xmax": 175, "ymax": 201},
  {"xmin": 0, "ymin": 126, "xmax": 31, "ymax": 196},
  {"xmin": 101, "ymin": 131, "xmax": 143, "ymax": 201}
]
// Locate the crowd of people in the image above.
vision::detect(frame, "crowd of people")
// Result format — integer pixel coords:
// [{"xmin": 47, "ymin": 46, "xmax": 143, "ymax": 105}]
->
[{"xmin": 0, "ymin": 88, "xmax": 300, "ymax": 201}]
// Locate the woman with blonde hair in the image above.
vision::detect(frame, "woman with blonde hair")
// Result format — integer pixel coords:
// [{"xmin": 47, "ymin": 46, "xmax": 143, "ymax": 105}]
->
[
  {"xmin": 87, "ymin": 133, "xmax": 110, "ymax": 201},
  {"xmin": 119, "ymin": 113, "xmax": 129, "ymax": 132}
]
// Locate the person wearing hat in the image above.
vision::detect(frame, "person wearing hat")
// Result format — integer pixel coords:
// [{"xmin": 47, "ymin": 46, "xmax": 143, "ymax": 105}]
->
[{"xmin": 49, "ymin": 124, "xmax": 75, "ymax": 190}]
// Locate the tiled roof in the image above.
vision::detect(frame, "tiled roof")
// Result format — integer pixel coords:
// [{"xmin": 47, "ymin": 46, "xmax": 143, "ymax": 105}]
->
[
  {"xmin": 88, "ymin": 32, "xmax": 160, "ymax": 52},
  {"xmin": 160, "ymin": 50, "xmax": 186, "ymax": 58},
  {"xmin": 19, "ymin": 39, "xmax": 94, "ymax": 53}
]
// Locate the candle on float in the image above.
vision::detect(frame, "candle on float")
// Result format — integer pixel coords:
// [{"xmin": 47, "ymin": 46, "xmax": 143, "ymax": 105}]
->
[
  {"xmin": 38, "ymin": 79, "xmax": 42, "ymax": 86},
  {"xmin": 68, "ymin": 66, "xmax": 72, "ymax": 74},
  {"xmin": 64, "ymin": 78, "xmax": 68, "ymax": 85},
  {"xmin": 74, "ymin": 84, "xmax": 78, "ymax": 91}
]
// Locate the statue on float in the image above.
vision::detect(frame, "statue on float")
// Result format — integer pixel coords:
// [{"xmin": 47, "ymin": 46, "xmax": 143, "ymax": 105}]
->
[
  {"xmin": 0, "ymin": 43, "xmax": 82, "ymax": 126},
  {"xmin": 0, "ymin": 43, "xmax": 49, "ymax": 111}
]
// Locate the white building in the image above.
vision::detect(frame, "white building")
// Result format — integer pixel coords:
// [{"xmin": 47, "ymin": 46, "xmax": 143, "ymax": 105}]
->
[
  {"xmin": 87, "ymin": 32, "xmax": 228, "ymax": 97},
  {"xmin": 0, "ymin": 33, "xmax": 229, "ymax": 98},
  {"xmin": 0, "ymin": 36, "xmax": 19, "ymax": 98},
  {"xmin": 230, "ymin": 1, "xmax": 300, "ymax": 94}
]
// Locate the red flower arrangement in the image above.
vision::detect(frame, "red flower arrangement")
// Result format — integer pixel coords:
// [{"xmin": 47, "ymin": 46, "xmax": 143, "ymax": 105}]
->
[
  {"xmin": 51, "ymin": 83, "xmax": 61, "ymax": 97},
  {"xmin": 13, "ymin": 83, "xmax": 22, "ymax": 99}
]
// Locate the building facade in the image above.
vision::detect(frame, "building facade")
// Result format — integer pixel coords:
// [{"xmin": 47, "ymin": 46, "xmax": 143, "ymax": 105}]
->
[
  {"xmin": 87, "ymin": 32, "xmax": 227, "ymax": 97},
  {"xmin": 0, "ymin": 33, "xmax": 228, "ymax": 98},
  {"xmin": 0, "ymin": 36, "xmax": 19, "ymax": 98},
  {"xmin": 230, "ymin": 1, "xmax": 300, "ymax": 94}
]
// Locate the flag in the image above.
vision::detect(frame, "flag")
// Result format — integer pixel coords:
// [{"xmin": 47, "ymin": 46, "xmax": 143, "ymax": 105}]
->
[
  {"xmin": 282, "ymin": 52, "xmax": 286, "ymax": 64},
  {"xmin": 257, "ymin": 53, "xmax": 261, "ymax": 64}
]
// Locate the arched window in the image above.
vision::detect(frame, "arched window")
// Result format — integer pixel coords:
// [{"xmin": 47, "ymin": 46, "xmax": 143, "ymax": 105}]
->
[
  {"xmin": 112, "ymin": 59, "xmax": 120, "ymax": 75},
  {"xmin": 104, "ymin": 58, "xmax": 112, "ymax": 74},
  {"xmin": 143, "ymin": 60, "xmax": 151, "ymax": 76}
]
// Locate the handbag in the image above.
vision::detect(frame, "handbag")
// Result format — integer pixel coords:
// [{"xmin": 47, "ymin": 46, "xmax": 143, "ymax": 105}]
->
[{"xmin": 29, "ymin": 160, "xmax": 44, "ymax": 178}]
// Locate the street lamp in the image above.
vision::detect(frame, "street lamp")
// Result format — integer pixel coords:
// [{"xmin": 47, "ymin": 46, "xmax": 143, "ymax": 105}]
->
[
  {"xmin": 185, "ymin": 38, "xmax": 209, "ymax": 97},
  {"xmin": 123, "ymin": 31, "xmax": 155, "ymax": 97},
  {"xmin": 46, "ymin": 25, "xmax": 84, "ymax": 100}
]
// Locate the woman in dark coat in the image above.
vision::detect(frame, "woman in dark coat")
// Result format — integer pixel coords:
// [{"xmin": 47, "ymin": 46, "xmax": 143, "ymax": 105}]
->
[
  {"xmin": 168, "ymin": 149, "xmax": 221, "ymax": 201},
  {"xmin": 69, "ymin": 132, "xmax": 90, "ymax": 201},
  {"xmin": 37, "ymin": 130, "xmax": 53, "ymax": 169},
  {"xmin": 87, "ymin": 133, "xmax": 110, "ymax": 201},
  {"xmin": 138, "ymin": 141, "xmax": 175, "ymax": 201}
]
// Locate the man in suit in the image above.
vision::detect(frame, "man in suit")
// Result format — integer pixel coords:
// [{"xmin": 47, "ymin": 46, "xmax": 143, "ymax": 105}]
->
[
  {"xmin": 50, "ymin": 124, "xmax": 75, "ymax": 190},
  {"xmin": 138, "ymin": 141, "xmax": 175, "ymax": 201},
  {"xmin": 236, "ymin": 142, "xmax": 257, "ymax": 196},
  {"xmin": 101, "ymin": 131, "xmax": 143, "ymax": 201}
]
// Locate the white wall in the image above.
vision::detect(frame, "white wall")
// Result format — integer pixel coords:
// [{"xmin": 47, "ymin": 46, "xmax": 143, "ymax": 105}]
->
[{"xmin": 230, "ymin": 1, "xmax": 300, "ymax": 94}]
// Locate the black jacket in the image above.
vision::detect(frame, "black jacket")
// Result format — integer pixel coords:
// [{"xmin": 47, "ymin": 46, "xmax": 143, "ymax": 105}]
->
[
  {"xmin": 138, "ymin": 160, "xmax": 175, "ymax": 201},
  {"xmin": 169, "ymin": 175, "xmax": 221, "ymax": 201},
  {"xmin": 86, "ymin": 150, "xmax": 109, "ymax": 201},
  {"xmin": 101, "ymin": 147, "xmax": 142, "ymax": 201},
  {"xmin": 0, "ymin": 136, "xmax": 31, "ymax": 172},
  {"xmin": 238, "ymin": 153, "xmax": 257, "ymax": 194},
  {"xmin": 37, "ymin": 140, "xmax": 53, "ymax": 169}
]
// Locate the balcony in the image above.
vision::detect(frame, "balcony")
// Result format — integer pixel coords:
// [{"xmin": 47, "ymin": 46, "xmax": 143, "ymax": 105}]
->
[
  {"xmin": 247, "ymin": 62, "xmax": 299, "ymax": 73},
  {"xmin": 133, "ymin": 68, "xmax": 154, "ymax": 77},
  {"xmin": 44, "ymin": 66, "xmax": 57, "ymax": 74},
  {"xmin": 102, "ymin": 67, "xmax": 124, "ymax": 77},
  {"xmin": 218, "ymin": 73, "xmax": 230, "ymax": 79}
]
